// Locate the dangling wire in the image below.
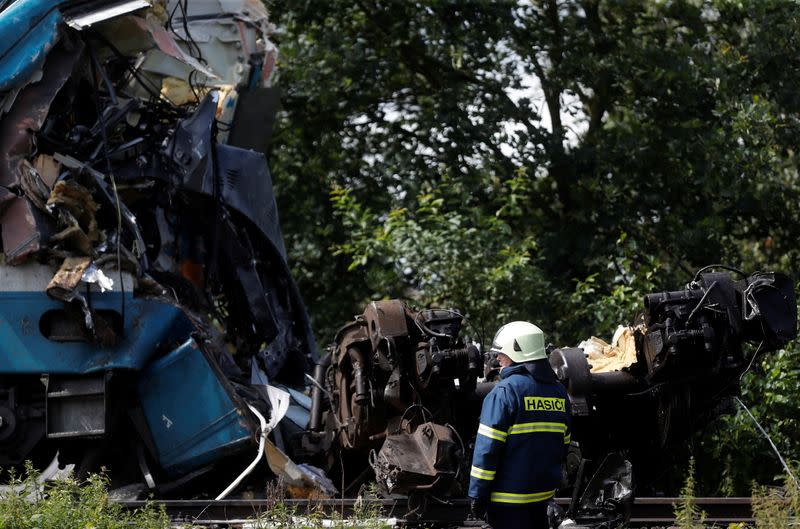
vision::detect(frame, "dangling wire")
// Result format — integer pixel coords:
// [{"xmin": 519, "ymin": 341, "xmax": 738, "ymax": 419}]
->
[
  {"xmin": 735, "ymin": 397, "xmax": 799, "ymax": 488},
  {"xmin": 692, "ymin": 264, "xmax": 747, "ymax": 283},
  {"xmin": 88, "ymin": 41, "xmax": 125, "ymax": 330}
]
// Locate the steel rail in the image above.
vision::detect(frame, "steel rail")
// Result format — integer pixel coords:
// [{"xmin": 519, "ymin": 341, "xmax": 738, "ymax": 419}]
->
[{"xmin": 117, "ymin": 496, "xmax": 754, "ymax": 527}]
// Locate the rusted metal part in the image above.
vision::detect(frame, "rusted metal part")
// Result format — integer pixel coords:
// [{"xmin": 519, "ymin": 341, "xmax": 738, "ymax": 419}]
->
[
  {"xmin": 46, "ymin": 256, "xmax": 92, "ymax": 301},
  {"xmin": 312, "ymin": 300, "xmax": 477, "ymax": 497},
  {"xmin": 364, "ymin": 299, "xmax": 410, "ymax": 350},
  {"xmin": 46, "ymin": 179, "xmax": 102, "ymax": 256},
  {"xmin": 371, "ymin": 421, "xmax": 461, "ymax": 496}
]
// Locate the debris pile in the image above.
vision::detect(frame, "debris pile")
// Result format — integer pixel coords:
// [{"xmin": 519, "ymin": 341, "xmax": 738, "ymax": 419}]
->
[{"xmin": 0, "ymin": 0, "xmax": 316, "ymax": 492}]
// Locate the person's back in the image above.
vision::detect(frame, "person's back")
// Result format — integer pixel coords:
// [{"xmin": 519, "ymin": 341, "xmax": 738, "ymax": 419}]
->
[{"xmin": 468, "ymin": 322, "xmax": 571, "ymax": 529}]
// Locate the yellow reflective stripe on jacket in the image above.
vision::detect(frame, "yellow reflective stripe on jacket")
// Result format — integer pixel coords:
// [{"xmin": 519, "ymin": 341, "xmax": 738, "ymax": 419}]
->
[
  {"xmin": 490, "ymin": 489, "xmax": 556, "ymax": 504},
  {"xmin": 508, "ymin": 421, "xmax": 567, "ymax": 435},
  {"xmin": 470, "ymin": 466, "xmax": 496, "ymax": 481},
  {"xmin": 564, "ymin": 433, "xmax": 571, "ymax": 444},
  {"xmin": 477, "ymin": 423, "xmax": 508, "ymax": 442}
]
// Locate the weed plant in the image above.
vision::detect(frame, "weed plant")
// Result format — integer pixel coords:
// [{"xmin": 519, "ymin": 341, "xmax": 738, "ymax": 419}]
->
[
  {"xmin": 751, "ymin": 470, "xmax": 800, "ymax": 529},
  {"xmin": 674, "ymin": 458, "xmax": 707, "ymax": 529},
  {"xmin": 677, "ymin": 458, "xmax": 800, "ymax": 529},
  {"xmin": 0, "ymin": 463, "xmax": 168, "ymax": 529},
  {"xmin": 251, "ymin": 481, "xmax": 391, "ymax": 529}
]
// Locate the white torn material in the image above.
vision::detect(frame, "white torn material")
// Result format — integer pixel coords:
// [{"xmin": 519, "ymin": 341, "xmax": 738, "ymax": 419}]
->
[
  {"xmin": 65, "ymin": 0, "xmax": 151, "ymax": 30},
  {"xmin": 265, "ymin": 385, "xmax": 290, "ymax": 432},
  {"xmin": 81, "ymin": 264, "xmax": 114, "ymax": 292},
  {"xmin": 578, "ymin": 325, "xmax": 640, "ymax": 373}
]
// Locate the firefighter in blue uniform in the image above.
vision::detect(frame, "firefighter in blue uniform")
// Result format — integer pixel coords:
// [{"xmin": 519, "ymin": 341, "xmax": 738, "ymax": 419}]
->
[{"xmin": 469, "ymin": 321, "xmax": 571, "ymax": 529}]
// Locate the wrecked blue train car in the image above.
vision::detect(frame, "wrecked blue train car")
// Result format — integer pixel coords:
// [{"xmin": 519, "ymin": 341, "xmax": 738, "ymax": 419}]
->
[{"xmin": 0, "ymin": 0, "xmax": 319, "ymax": 495}]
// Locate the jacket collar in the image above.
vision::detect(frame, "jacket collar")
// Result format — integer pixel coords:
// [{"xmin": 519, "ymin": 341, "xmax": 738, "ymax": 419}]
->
[
  {"xmin": 499, "ymin": 364, "xmax": 528, "ymax": 379},
  {"xmin": 500, "ymin": 360, "xmax": 558, "ymax": 383}
]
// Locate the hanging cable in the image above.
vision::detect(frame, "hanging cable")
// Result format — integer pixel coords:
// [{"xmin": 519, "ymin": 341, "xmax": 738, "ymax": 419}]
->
[
  {"xmin": 692, "ymin": 264, "xmax": 747, "ymax": 283},
  {"xmin": 216, "ymin": 404, "xmax": 268, "ymax": 500},
  {"xmin": 735, "ymin": 397, "xmax": 799, "ymax": 488},
  {"xmin": 88, "ymin": 41, "xmax": 125, "ymax": 330},
  {"xmin": 685, "ymin": 281, "xmax": 718, "ymax": 324}
]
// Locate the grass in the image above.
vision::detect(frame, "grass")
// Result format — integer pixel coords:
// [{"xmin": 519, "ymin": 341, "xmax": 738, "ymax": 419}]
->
[
  {"xmin": 0, "ymin": 463, "xmax": 169, "ymax": 529},
  {"xmin": 0, "ymin": 465, "xmax": 392, "ymax": 529},
  {"xmin": 751, "ymin": 472, "xmax": 800, "ymax": 529},
  {"xmin": 675, "ymin": 458, "xmax": 800, "ymax": 529},
  {"xmin": 250, "ymin": 481, "xmax": 392, "ymax": 529}
]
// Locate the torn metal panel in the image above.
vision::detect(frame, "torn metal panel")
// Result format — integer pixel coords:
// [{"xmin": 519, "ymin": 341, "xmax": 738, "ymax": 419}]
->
[
  {"xmin": 164, "ymin": 0, "xmax": 273, "ymax": 88},
  {"xmin": 159, "ymin": 93, "xmax": 317, "ymax": 383},
  {"xmin": 0, "ymin": 0, "xmax": 63, "ymax": 93},
  {"xmin": 32, "ymin": 154, "xmax": 61, "ymax": 188},
  {"xmin": 138, "ymin": 338, "xmax": 255, "ymax": 477},
  {"xmin": 0, "ymin": 39, "xmax": 83, "ymax": 212},
  {"xmin": 0, "ymin": 196, "xmax": 55, "ymax": 265},
  {"xmin": 0, "ymin": 0, "xmax": 319, "ymax": 489},
  {"xmin": 129, "ymin": 13, "xmax": 218, "ymax": 80},
  {"xmin": 63, "ymin": 0, "xmax": 151, "ymax": 30},
  {"xmin": 227, "ymin": 87, "xmax": 280, "ymax": 156}
]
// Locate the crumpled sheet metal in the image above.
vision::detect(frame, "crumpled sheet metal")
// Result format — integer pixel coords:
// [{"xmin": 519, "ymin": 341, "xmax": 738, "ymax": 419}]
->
[
  {"xmin": 579, "ymin": 325, "xmax": 640, "ymax": 373},
  {"xmin": 0, "ymin": 39, "xmax": 84, "ymax": 211},
  {"xmin": 0, "ymin": 0, "xmax": 317, "ymax": 474},
  {"xmin": 370, "ymin": 422, "xmax": 461, "ymax": 496},
  {"xmin": 260, "ymin": 384, "xmax": 336, "ymax": 498},
  {"xmin": 63, "ymin": 0, "xmax": 151, "ymax": 30},
  {"xmin": 0, "ymin": 39, "xmax": 83, "ymax": 265},
  {"xmin": 131, "ymin": 14, "xmax": 218, "ymax": 80},
  {"xmin": 160, "ymin": 0, "xmax": 275, "ymax": 88},
  {"xmin": 0, "ymin": 0, "xmax": 63, "ymax": 93},
  {"xmin": 1, "ymin": 196, "xmax": 54, "ymax": 265},
  {"xmin": 264, "ymin": 439, "xmax": 337, "ymax": 499}
]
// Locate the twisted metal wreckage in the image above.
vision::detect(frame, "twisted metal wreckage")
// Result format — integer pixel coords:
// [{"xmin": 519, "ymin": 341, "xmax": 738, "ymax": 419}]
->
[{"xmin": 0, "ymin": 1, "xmax": 797, "ymax": 526}]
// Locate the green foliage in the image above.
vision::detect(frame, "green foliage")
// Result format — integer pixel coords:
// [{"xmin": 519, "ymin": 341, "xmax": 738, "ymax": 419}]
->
[
  {"xmin": 251, "ymin": 483, "xmax": 390, "ymax": 529},
  {"xmin": 696, "ymin": 343, "xmax": 800, "ymax": 495},
  {"xmin": 267, "ymin": 0, "xmax": 800, "ymax": 491},
  {"xmin": 331, "ymin": 179, "xmax": 549, "ymax": 338},
  {"xmin": 0, "ymin": 465, "xmax": 169, "ymax": 529},
  {"xmin": 674, "ymin": 458, "xmax": 707, "ymax": 529},
  {"xmin": 751, "ymin": 470, "xmax": 800, "ymax": 529}
]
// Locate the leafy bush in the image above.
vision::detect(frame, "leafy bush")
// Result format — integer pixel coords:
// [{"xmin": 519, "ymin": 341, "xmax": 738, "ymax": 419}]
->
[
  {"xmin": 0, "ymin": 465, "xmax": 168, "ymax": 529},
  {"xmin": 751, "ymin": 471, "xmax": 800, "ymax": 529}
]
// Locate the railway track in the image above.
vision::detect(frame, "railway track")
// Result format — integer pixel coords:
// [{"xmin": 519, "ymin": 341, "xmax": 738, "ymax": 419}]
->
[{"xmin": 117, "ymin": 497, "xmax": 754, "ymax": 527}]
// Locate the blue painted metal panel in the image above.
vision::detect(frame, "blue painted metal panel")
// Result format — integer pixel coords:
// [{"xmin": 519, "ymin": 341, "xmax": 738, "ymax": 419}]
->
[
  {"xmin": 0, "ymin": 291, "xmax": 193, "ymax": 374},
  {"xmin": 138, "ymin": 339, "xmax": 253, "ymax": 477},
  {"xmin": 0, "ymin": 0, "xmax": 64, "ymax": 92}
]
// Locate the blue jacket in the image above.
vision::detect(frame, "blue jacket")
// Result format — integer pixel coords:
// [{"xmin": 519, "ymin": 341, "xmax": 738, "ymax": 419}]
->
[{"xmin": 468, "ymin": 361, "xmax": 571, "ymax": 504}]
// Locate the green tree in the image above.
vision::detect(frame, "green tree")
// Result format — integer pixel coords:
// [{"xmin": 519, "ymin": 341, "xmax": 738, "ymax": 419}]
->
[{"xmin": 266, "ymin": 0, "xmax": 800, "ymax": 490}]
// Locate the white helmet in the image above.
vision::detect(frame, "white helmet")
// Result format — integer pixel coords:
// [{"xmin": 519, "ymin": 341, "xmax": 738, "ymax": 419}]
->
[{"xmin": 490, "ymin": 321, "xmax": 546, "ymax": 363}]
